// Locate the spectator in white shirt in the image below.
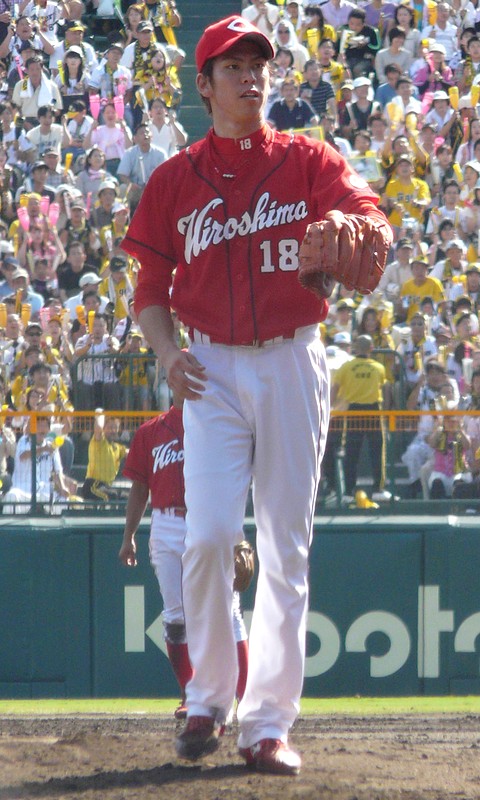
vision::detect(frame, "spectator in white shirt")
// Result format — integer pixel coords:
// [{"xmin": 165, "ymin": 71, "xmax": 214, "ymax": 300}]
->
[{"xmin": 241, "ymin": 0, "xmax": 279, "ymax": 41}]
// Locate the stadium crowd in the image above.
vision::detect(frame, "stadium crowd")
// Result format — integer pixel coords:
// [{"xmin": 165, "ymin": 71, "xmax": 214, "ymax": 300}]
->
[{"xmin": 2, "ymin": 0, "xmax": 480, "ymax": 509}]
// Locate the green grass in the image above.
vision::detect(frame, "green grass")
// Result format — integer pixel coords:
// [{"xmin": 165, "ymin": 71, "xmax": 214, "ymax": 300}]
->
[{"xmin": 1, "ymin": 697, "xmax": 480, "ymax": 715}]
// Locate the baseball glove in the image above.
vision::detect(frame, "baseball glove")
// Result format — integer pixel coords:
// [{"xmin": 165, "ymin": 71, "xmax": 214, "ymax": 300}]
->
[
  {"xmin": 233, "ymin": 540, "xmax": 255, "ymax": 592},
  {"xmin": 298, "ymin": 210, "xmax": 392, "ymax": 297}
]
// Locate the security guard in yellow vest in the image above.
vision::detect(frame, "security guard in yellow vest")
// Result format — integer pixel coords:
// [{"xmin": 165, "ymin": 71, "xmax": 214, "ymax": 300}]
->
[{"xmin": 332, "ymin": 334, "xmax": 391, "ymax": 504}]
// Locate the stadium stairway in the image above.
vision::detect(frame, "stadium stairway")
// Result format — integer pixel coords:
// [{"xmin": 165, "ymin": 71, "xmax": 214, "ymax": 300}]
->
[{"xmin": 175, "ymin": 0, "xmax": 241, "ymax": 143}]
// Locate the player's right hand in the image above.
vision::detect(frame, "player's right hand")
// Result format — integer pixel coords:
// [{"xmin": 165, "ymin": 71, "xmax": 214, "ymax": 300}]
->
[
  {"xmin": 119, "ymin": 539, "xmax": 137, "ymax": 567},
  {"xmin": 164, "ymin": 348, "xmax": 206, "ymax": 401}
]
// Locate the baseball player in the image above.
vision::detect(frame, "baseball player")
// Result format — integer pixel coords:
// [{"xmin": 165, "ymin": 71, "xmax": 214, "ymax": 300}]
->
[
  {"xmin": 122, "ymin": 15, "xmax": 392, "ymax": 775},
  {"xmin": 118, "ymin": 396, "xmax": 249, "ymax": 718}
]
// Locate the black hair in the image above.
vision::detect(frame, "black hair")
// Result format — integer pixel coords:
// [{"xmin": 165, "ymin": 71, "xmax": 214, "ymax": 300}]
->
[
  {"xmin": 394, "ymin": 4, "xmax": 414, "ymax": 27},
  {"xmin": 388, "ymin": 26, "xmax": 406, "ymax": 43},
  {"xmin": 348, "ymin": 8, "xmax": 366, "ymax": 22}
]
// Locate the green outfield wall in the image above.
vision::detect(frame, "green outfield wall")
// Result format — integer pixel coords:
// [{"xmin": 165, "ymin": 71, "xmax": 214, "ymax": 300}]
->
[{"xmin": 1, "ymin": 515, "xmax": 480, "ymax": 698}]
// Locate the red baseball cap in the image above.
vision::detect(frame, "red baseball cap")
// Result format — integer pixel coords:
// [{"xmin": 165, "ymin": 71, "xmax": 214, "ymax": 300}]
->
[{"xmin": 195, "ymin": 15, "xmax": 274, "ymax": 72}]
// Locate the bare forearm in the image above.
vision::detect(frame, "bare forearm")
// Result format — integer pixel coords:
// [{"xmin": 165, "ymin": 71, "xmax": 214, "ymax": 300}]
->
[
  {"xmin": 138, "ymin": 304, "xmax": 177, "ymax": 363},
  {"xmin": 124, "ymin": 481, "xmax": 149, "ymax": 536}
]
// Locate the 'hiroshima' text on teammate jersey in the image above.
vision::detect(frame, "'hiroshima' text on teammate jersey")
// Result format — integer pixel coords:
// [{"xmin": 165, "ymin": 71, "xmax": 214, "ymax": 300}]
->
[{"xmin": 123, "ymin": 406, "xmax": 185, "ymax": 509}]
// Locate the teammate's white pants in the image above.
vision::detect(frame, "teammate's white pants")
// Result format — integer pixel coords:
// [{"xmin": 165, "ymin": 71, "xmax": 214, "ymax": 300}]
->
[
  {"xmin": 150, "ymin": 511, "xmax": 188, "ymax": 627},
  {"xmin": 182, "ymin": 325, "xmax": 329, "ymax": 748},
  {"xmin": 149, "ymin": 510, "xmax": 247, "ymax": 641}
]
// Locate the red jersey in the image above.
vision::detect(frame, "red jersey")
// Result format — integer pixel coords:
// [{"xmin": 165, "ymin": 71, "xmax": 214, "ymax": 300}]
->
[
  {"xmin": 123, "ymin": 124, "xmax": 384, "ymax": 346},
  {"xmin": 123, "ymin": 406, "xmax": 185, "ymax": 509}
]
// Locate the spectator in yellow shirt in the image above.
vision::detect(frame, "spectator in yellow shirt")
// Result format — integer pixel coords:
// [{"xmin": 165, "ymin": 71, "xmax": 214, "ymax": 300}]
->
[
  {"xmin": 82, "ymin": 412, "xmax": 129, "ymax": 501},
  {"xmin": 99, "ymin": 255, "xmax": 135, "ymax": 323},
  {"xmin": 399, "ymin": 256, "xmax": 446, "ymax": 322},
  {"xmin": 331, "ymin": 335, "xmax": 391, "ymax": 504},
  {"xmin": 383, "ymin": 154, "xmax": 431, "ymax": 231}
]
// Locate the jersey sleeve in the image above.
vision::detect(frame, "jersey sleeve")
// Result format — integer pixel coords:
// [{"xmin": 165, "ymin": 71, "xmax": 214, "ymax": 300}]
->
[
  {"xmin": 121, "ymin": 159, "xmax": 179, "ymax": 314},
  {"xmin": 123, "ymin": 425, "xmax": 149, "ymax": 484},
  {"xmin": 306, "ymin": 138, "xmax": 386, "ymax": 226}
]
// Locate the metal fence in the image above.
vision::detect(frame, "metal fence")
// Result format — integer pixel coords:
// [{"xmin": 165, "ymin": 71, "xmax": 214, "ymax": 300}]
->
[
  {"xmin": 70, "ymin": 352, "xmax": 171, "ymax": 412},
  {"xmin": 2, "ymin": 408, "xmax": 480, "ymax": 516}
]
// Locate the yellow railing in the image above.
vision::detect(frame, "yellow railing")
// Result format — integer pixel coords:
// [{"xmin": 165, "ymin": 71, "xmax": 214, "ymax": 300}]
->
[{"xmin": 1, "ymin": 409, "xmax": 479, "ymax": 515}]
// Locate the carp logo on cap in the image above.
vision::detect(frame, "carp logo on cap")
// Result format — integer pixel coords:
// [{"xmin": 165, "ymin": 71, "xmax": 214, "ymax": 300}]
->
[{"xmin": 195, "ymin": 15, "xmax": 274, "ymax": 72}]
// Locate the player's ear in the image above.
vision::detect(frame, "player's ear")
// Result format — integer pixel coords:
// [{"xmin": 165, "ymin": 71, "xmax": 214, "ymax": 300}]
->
[{"xmin": 196, "ymin": 72, "xmax": 213, "ymax": 99}]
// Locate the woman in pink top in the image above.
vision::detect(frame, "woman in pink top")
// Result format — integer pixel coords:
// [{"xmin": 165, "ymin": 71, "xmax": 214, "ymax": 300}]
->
[{"xmin": 83, "ymin": 101, "xmax": 133, "ymax": 175}]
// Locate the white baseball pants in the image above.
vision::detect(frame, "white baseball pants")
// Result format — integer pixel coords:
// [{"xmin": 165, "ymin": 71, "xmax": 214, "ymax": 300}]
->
[
  {"xmin": 182, "ymin": 325, "xmax": 329, "ymax": 748},
  {"xmin": 149, "ymin": 510, "xmax": 247, "ymax": 641}
]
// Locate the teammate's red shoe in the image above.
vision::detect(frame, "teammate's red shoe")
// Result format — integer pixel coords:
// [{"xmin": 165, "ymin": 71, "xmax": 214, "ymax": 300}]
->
[
  {"xmin": 239, "ymin": 739, "xmax": 301, "ymax": 775},
  {"xmin": 174, "ymin": 700, "xmax": 188, "ymax": 720},
  {"xmin": 175, "ymin": 715, "xmax": 224, "ymax": 760}
]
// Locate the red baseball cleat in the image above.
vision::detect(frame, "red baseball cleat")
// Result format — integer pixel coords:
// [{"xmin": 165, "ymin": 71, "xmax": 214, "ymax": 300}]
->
[
  {"xmin": 175, "ymin": 715, "xmax": 224, "ymax": 760},
  {"xmin": 239, "ymin": 738, "xmax": 301, "ymax": 775},
  {"xmin": 174, "ymin": 700, "xmax": 188, "ymax": 720}
]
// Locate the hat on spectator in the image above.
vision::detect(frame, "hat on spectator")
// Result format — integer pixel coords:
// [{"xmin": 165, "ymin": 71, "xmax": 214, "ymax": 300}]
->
[
  {"xmin": 421, "ymin": 121, "xmax": 437, "ymax": 132},
  {"xmin": 55, "ymin": 183, "xmax": 82, "ymax": 198},
  {"xmin": 32, "ymin": 160, "xmax": 47, "ymax": 170},
  {"xmin": 130, "ymin": 327, "xmax": 143, "ymax": 339},
  {"xmin": 26, "ymin": 321, "xmax": 42, "ymax": 333},
  {"xmin": 454, "ymin": 311, "xmax": 472, "ymax": 327},
  {"xmin": 459, "ymin": 95, "xmax": 474, "ymax": 110},
  {"xmin": 0, "ymin": 241, "xmax": 15, "ymax": 255},
  {"xmin": 336, "ymin": 298, "xmax": 355, "ymax": 310},
  {"xmin": 445, "ymin": 238, "xmax": 465, "ymax": 253},
  {"xmin": 352, "ymin": 76, "xmax": 371, "ymax": 88},
  {"xmin": 98, "ymin": 180, "xmax": 117, "ymax": 193},
  {"xmin": 11, "ymin": 267, "xmax": 29, "ymax": 280},
  {"xmin": 109, "ymin": 256, "xmax": 128, "ymax": 272},
  {"xmin": 166, "ymin": 44, "xmax": 186, "ymax": 60},
  {"xmin": 465, "ymin": 160, "xmax": 480, "ymax": 175},
  {"xmin": 79, "ymin": 272, "xmax": 102, "ymax": 287},
  {"xmin": 65, "ymin": 45, "xmax": 83, "ymax": 57},
  {"xmin": 112, "ymin": 200, "xmax": 129, "ymax": 213},
  {"xmin": 3, "ymin": 255, "xmax": 20, "ymax": 267},
  {"xmin": 333, "ymin": 331, "xmax": 351, "ymax": 344},
  {"xmin": 137, "ymin": 20, "xmax": 154, "ymax": 32},
  {"xmin": 466, "ymin": 263, "xmax": 480, "ymax": 273},
  {"xmin": 106, "ymin": 41, "xmax": 124, "ymax": 52},
  {"xmin": 410, "ymin": 311, "xmax": 426, "ymax": 323},
  {"xmin": 195, "ymin": 15, "xmax": 274, "ymax": 72},
  {"xmin": 432, "ymin": 90, "xmax": 449, "ymax": 102},
  {"xmin": 340, "ymin": 81, "xmax": 354, "ymax": 91},
  {"xmin": 70, "ymin": 198, "xmax": 85, "ymax": 209},
  {"xmin": 429, "ymin": 42, "xmax": 446, "ymax": 55},
  {"xmin": 434, "ymin": 323, "xmax": 452, "ymax": 340},
  {"xmin": 396, "ymin": 237, "xmax": 414, "ymax": 249},
  {"xmin": 65, "ymin": 20, "xmax": 85, "ymax": 31},
  {"xmin": 397, "ymin": 153, "xmax": 414, "ymax": 164},
  {"xmin": 425, "ymin": 359, "xmax": 446, "ymax": 373},
  {"xmin": 411, "ymin": 255, "xmax": 429, "ymax": 266},
  {"xmin": 43, "ymin": 146, "xmax": 59, "ymax": 155}
]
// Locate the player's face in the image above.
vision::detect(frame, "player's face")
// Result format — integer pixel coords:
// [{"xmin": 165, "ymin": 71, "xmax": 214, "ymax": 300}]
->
[{"xmin": 198, "ymin": 41, "xmax": 269, "ymax": 135}]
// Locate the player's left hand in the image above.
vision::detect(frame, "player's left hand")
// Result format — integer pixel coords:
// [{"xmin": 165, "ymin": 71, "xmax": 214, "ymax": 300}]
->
[{"xmin": 298, "ymin": 210, "xmax": 392, "ymax": 296}]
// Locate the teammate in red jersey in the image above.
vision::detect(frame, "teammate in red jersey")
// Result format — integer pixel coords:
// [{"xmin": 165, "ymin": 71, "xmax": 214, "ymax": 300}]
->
[
  {"xmin": 122, "ymin": 15, "xmax": 391, "ymax": 775},
  {"xmin": 119, "ymin": 397, "xmax": 249, "ymax": 719}
]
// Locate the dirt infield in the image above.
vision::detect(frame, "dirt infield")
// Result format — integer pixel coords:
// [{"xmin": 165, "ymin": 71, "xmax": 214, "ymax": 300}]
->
[{"xmin": 1, "ymin": 713, "xmax": 480, "ymax": 800}]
